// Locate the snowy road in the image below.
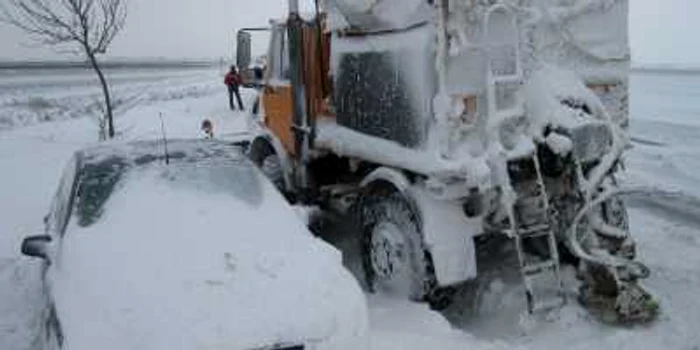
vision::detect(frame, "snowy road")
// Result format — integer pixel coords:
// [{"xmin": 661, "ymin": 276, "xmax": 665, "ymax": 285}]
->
[{"xmin": 2, "ymin": 69, "xmax": 700, "ymax": 349}]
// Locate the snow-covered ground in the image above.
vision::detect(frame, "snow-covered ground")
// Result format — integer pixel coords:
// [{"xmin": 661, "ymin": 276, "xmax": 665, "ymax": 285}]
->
[
  {"xmin": 0, "ymin": 66, "xmax": 224, "ymax": 130},
  {"xmin": 1, "ymin": 67, "xmax": 700, "ymax": 349}
]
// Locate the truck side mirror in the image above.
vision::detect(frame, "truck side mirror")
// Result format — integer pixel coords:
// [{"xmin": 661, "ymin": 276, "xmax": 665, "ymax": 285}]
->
[
  {"xmin": 237, "ymin": 30, "xmax": 252, "ymax": 70},
  {"xmin": 21, "ymin": 235, "xmax": 53, "ymax": 261}
]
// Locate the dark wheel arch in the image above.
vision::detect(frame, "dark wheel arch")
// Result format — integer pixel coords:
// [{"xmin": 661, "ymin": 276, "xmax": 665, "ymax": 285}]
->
[{"xmin": 356, "ymin": 181, "xmax": 456, "ymax": 310}]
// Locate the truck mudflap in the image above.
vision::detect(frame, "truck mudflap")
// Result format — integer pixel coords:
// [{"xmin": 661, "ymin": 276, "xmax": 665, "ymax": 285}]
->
[
  {"xmin": 409, "ymin": 185, "xmax": 480, "ymax": 286},
  {"xmin": 568, "ymin": 187, "xmax": 660, "ymax": 324}
]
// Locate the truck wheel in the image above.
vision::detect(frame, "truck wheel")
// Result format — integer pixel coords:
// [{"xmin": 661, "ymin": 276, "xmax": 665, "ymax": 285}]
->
[
  {"xmin": 359, "ymin": 190, "xmax": 453, "ymax": 309},
  {"xmin": 260, "ymin": 154, "xmax": 284, "ymax": 191}
]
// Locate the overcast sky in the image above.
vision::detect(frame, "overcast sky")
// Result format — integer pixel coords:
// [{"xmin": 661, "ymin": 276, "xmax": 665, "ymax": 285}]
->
[{"xmin": 0, "ymin": 0, "xmax": 696, "ymax": 64}]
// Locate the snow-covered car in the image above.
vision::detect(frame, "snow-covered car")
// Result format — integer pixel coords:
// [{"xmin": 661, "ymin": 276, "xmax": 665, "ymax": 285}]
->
[{"xmin": 20, "ymin": 139, "xmax": 368, "ymax": 350}]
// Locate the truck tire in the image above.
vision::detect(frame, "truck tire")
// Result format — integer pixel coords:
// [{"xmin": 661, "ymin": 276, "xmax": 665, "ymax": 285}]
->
[
  {"xmin": 359, "ymin": 189, "xmax": 454, "ymax": 309},
  {"xmin": 260, "ymin": 154, "xmax": 284, "ymax": 191}
]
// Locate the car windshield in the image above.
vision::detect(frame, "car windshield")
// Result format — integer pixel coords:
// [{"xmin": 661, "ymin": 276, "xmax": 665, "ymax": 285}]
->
[
  {"xmin": 74, "ymin": 156, "xmax": 127, "ymax": 227},
  {"xmin": 72, "ymin": 154, "xmax": 262, "ymax": 228}
]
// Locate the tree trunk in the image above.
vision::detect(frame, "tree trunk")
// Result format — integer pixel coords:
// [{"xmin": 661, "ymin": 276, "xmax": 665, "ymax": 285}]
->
[{"xmin": 87, "ymin": 53, "xmax": 115, "ymax": 138}]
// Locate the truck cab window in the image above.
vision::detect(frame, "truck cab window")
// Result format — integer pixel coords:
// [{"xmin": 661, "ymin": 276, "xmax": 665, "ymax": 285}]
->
[{"xmin": 267, "ymin": 24, "xmax": 291, "ymax": 82}]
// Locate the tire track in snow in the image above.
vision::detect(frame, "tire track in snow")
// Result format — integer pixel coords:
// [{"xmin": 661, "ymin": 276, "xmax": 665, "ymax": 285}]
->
[
  {"xmin": 626, "ymin": 189, "xmax": 700, "ymax": 231},
  {"xmin": 631, "ymin": 136, "xmax": 667, "ymax": 147}
]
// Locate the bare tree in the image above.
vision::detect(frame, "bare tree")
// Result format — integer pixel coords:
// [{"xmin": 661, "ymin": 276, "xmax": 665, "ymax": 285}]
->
[{"xmin": 1, "ymin": 0, "xmax": 127, "ymax": 139}]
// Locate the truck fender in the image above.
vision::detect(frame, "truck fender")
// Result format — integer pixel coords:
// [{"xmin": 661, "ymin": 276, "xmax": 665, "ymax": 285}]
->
[
  {"xmin": 361, "ymin": 167, "xmax": 479, "ymax": 286},
  {"xmin": 360, "ymin": 167, "xmax": 411, "ymax": 194},
  {"xmin": 249, "ymin": 131, "xmax": 294, "ymax": 193},
  {"xmin": 409, "ymin": 186, "xmax": 479, "ymax": 286}
]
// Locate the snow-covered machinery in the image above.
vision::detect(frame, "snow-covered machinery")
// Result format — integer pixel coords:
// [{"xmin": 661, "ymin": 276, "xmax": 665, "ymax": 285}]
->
[{"xmin": 239, "ymin": 0, "xmax": 658, "ymax": 323}]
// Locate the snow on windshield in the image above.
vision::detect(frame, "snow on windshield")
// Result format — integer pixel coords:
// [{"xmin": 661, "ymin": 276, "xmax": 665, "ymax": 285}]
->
[
  {"xmin": 74, "ymin": 156, "xmax": 127, "ymax": 227},
  {"xmin": 72, "ymin": 141, "xmax": 260, "ymax": 228},
  {"xmin": 153, "ymin": 161, "xmax": 263, "ymax": 207}
]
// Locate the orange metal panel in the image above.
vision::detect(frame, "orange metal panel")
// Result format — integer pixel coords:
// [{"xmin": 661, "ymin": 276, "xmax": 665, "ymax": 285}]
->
[
  {"xmin": 449, "ymin": 94, "xmax": 478, "ymax": 126},
  {"xmin": 262, "ymin": 85, "xmax": 296, "ymax": 156},
  {"xmin": 259, "ymin": 19, "xmax": 333, "ymax": 159},
  {"xmin": 302, "ymin": 24, "xmax": 328, "ymax": 122},
  {"xmin": 463, "ymin": 96, "xmax": 478, "ymax": 125}
]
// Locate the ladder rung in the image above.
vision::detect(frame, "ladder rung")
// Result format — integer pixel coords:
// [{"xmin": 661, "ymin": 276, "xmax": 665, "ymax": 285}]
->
[
  {"xmin": 523, "ymin": 260, "xmax": 557, "ymax": 276},
  {"xmin": 510, "ymin": 153, "xmax": 567, "ymax": 314},
  {"xmin": 531, "ymin": 299, "xmax": 566, "ymax": 313},
  {"xmin": 517, "ymin": 224, "xmax": 551, "ymax": 236},
  {"xmin": 516, "ymin": 195, "xmax": 545, "ymax": 205},
  {"xmin": 504, "ymin": 223, "xmax": 550, "ymax": 237},
  {"xmin": 493, "ymin": 75, "xmax": 521, "ymax": 84}
]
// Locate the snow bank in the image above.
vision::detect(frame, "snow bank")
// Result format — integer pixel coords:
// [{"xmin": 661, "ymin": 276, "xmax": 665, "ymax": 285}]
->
[
  {"xmin": 0, "ymin": 68, "xmax": 220, "ymax": 131},
  {"xmin": 0, "ymin": 260, "xmax": 46, "ymax": 350},
  {"xmin": 368, "ymin": 296, "xmax": 515, "ymax": 350}
]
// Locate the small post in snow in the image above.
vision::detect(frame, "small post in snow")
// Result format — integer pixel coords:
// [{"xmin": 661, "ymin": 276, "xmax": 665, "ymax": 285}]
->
[{"xmin": 158, "ymin": 112, "xmax": 170, "ymax": 165}]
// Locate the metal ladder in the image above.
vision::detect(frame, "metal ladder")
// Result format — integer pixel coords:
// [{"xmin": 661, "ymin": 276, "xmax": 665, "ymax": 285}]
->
[
  {"xmin": 482, "ymin": 4, "xmax": 566, "ymax": 313},
  {"xmin": 510, "ymin": 155, "xmax": 567, "ymax": 314}
]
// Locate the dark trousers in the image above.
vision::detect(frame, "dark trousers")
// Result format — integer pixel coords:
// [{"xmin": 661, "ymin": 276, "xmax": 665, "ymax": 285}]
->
[{"xmin": 228, "ymin": 85, "xmax": 244, "ymax": 110}]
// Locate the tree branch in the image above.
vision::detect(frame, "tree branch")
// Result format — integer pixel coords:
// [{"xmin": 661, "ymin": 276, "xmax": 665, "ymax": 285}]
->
[{"xmin": 1, "ymin": 0, "xmax": 126, "ymax": 139}]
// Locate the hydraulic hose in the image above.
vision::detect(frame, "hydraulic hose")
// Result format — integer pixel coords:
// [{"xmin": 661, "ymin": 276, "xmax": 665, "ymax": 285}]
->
[{"xmin": 567, "ymin": 186, "xmax": 650, "ymax": 267}]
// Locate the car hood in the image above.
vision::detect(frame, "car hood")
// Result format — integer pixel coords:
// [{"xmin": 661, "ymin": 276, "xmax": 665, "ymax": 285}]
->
[{"xmin": 48, "ymin": 166, "xmax": 367, "ymax": 350}]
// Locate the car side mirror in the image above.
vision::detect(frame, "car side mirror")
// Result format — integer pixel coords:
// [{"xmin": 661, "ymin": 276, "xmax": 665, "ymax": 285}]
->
[{"xmin": 21, "ymin": 235, "xmax": 53, "ymax": 261}]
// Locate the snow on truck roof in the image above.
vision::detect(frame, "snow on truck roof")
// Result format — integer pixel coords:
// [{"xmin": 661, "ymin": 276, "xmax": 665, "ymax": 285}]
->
[{"xmin": 50, "ymin": 139, "xmax": 368, "ymax": 349}]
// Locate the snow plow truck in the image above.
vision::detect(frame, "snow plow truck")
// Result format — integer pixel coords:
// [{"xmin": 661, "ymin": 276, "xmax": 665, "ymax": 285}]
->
[{"xmin": 237, "ymin": 0, "xmax": 658, "ymax": 323}]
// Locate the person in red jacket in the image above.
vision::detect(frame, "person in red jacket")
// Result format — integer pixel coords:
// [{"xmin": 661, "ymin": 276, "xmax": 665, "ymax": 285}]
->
[{"xmin": 224, "ymin": 66, "xmax": 244, "ymax": 111}]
